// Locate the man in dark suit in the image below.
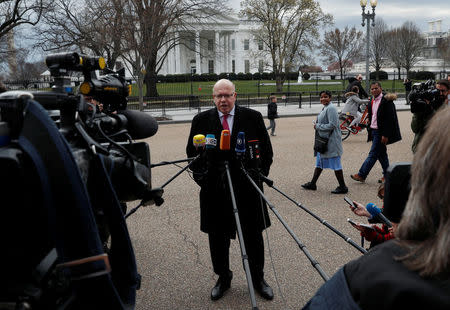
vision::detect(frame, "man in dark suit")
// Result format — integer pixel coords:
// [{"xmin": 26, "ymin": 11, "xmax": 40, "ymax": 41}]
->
[
  {"xmin": 351, "ymin": 81, "xmax": 401, "ymax": 183},
  {"xmin": 186, "ymin": 79, "xmax": 274, "ymax": 301}
]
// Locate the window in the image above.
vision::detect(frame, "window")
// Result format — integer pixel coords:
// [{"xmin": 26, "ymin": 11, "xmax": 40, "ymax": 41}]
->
[
  {"xmin": 244, "ymin": 39, "xmax": 249, "ymax": 50},
  {"xmin": 258, "ymin": 39, "xmax": 263, "ymax": 50},
  {"xmin": 232, "ymin": 39, "xmax": 235, "ymax": 50},
  {"xmin": 208, "ymin": 39, "xmax": 213, "ymax": 51},
  {"xmin": 208, "ymin": 60, "xmax": 214, "ymax": 74},
  {"xmin": 190, "ymin": 38, "xmax": 195, "ymax": 50},
  {"xmin": 244, "ymin": 60, "xmax": 250, "ymax": 73},
  {"xmin": 232, "ymin": 60, "xmax": 235, "ymax": 73},
  {"xmin": 258, "ymin": 60, "xmax": 264, "ymax": 73}
]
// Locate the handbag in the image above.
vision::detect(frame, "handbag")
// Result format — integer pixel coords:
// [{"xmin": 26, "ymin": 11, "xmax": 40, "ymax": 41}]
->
[{"xmin": 314, "ymin": 130, "xmax": 329, "ymax": 153}]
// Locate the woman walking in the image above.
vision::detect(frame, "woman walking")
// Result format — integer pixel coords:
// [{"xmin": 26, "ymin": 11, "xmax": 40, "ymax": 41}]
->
[{"xmin": 302, "ymin": 90, "xmax": 348, "ymax": 194}]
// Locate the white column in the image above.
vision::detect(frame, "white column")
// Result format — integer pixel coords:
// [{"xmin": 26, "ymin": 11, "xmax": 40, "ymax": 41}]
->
[
  {"xmin": 227, "ymin": 33, "xmax": 231, "ymax": 72},
  {"xmin": 215, "ymin": 31, "xmax": 220, "ymax": 74},
  {"xmin": 175, "ymin": 32, "xmax": 181, "ymax": 74},
  {"xmin": 195, "ymin": 31, "xmax": 201, "ymax": 74}
]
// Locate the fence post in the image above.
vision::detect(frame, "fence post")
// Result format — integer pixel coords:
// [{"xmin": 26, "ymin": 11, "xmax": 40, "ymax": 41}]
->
[
  {"xmin": 298, "ymin": 92, "xmax": 302, "ymax": 109},
  {"xmin": 162, "ymin": 99, "xmax": 166, "ymax": 118},
  {"xmin": 309, "ymin": 93, "xmax": 312, "ymax": 108}
]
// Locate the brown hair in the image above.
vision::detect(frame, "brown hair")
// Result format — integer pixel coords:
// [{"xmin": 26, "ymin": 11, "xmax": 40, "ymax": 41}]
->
[
  {"xmin": 436, "ymin": 79, "xmax": 450, "ymax": 90},
  {"xmin": 396, "ymin": 107, "xmax": 450, "ymax": 276},
  {"xmin": 351, "ymin": 86, "xmax": 359, "ymax": 93}
]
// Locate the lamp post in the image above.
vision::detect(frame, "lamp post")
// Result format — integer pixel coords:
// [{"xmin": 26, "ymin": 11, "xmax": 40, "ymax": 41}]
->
[{"xmin": 360, "ymin": 0, "xmax": 377, "ymax": 92}]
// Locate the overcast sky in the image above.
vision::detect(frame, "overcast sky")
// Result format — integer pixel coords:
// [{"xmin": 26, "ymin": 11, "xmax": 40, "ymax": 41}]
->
[{"xmin": 229, "ymin": 0, "xmax": 450, "ymax": 32}]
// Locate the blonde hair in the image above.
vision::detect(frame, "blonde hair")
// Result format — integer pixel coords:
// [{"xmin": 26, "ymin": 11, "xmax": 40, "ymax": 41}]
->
[{"xmin": 396, "ymin": 107, "xmax": 450, "ymax": 276}]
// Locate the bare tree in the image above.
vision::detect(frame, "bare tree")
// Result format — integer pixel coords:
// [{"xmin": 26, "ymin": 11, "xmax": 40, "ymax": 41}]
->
[
  {"xmin": 0, "ymin": 0, "xmax": 48, "ymax": 39},
  {"xmin": 437, "ymin": 36, "xmax": 450, "ymax": 73},
  {"xmin": 321, "ymin": 26, "xmax": 364, "ymax": 80},
  {"xmin": 36, "ymin": 0, "xmax": 125, "ymax": 69},
  {"xmin": 398, "ymin": 21, "xmax": 423, "ymax": 76},
  {"xmin": 370, "ymin": 18, "xmax": 388, "ymax": 80},
  {"xmin": 385, "ymin": 28, "xmax": 403, "ymax": 79},
  {"xmin": 241, "ymin": 0, "xmax": 331, "ymax": 92}
]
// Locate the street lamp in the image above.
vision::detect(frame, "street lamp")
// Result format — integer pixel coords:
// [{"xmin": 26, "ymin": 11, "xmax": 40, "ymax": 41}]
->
[{"xmin": 360, "ymin": 0, "xmax": 377, "ymax": 92}]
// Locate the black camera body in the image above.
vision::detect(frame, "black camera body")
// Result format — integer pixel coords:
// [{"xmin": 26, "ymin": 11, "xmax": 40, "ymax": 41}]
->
[
  {"xmin": 409, "ymin": 80, "xmax": 440, "ymax": 106},
  {"xmin": 0, "ymin": 52, "xmax": 160, "ymax": 309}
]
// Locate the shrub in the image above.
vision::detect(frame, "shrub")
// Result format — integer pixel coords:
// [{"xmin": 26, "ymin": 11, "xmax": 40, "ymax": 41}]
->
[
  {"xmin": 408, "ymin": 71, "xmax": 436, "ymax": 80},
  {"xmin": 370, "ymin": 70, "xmax": 388, "ymax": 80}
]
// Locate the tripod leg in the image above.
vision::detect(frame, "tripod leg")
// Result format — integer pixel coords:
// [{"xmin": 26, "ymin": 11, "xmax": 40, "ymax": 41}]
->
[{"xmin": 224, "ymin": 161, "xmax": 259, "ymax": 309}]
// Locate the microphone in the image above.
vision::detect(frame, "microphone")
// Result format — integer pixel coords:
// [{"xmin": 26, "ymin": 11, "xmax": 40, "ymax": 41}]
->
[
  {"xmin": 118, "ymin": 109, "xmax": 158, "ymax": 139},
  {"xmin": 220, "ymin": 129, "xmax": 231, "ymax": 151},
  {"xmin": 248, "ymin": 139, "xmax": 261, "ymax": 170},
  {"xmin": 193, "ymin": 134, "xmax": 206, "ymax": 152},
  {"xmin": 366, "ymin": 203, "xmax": 392, "ymax": 228},
  {"xmin": 205, "ymin": 134, "xmax": 217, "ymax": 149},
  {"xmin": 235, "ymin": 131, "xmax": 246, "ymax": 159}
]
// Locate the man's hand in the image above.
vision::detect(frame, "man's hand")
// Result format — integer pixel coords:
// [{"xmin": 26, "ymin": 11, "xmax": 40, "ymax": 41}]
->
[
  {"xmin": 381, "ymin": 136, "xmax": 388, "ymax": 145},
  {"xmin": 351, "ymin": 201, "xmax": 371, "ymax": 218}
]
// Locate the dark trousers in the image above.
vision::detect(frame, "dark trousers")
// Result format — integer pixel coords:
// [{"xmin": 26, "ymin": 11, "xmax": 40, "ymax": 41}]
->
[
  {"xmin": 358, "ymin": 129, "xmax": 389, "ymax": 178},
  {"xmin": 208, "ymin": 227, "xmax": 265, "ymax": 281}
]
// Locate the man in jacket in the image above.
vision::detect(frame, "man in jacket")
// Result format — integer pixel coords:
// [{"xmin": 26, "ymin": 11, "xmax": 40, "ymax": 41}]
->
[
  {"xmin": 266, "ymin": 95, "xmax": 278, "ymax": 136},
  {"xmin": 345, "ymin": 74, "xmax": 368, "ymax": 99},
  {"xmin": 186, "ymin": 79, "xmax": 274, "ymax": 301},
  {"xmin": 410, "ymin": 79, "xmax": 449, "ymax": 153},
  {"xmin": 351, "ymin": 82, "xmax": 401, "ymax": 183}
]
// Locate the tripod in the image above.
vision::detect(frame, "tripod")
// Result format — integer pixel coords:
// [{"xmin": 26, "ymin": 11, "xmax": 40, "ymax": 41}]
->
[
  {"xmin": 241, "ymin": 166, "xmax": 330, "ymax": 282},
  {"xmin": 223, "ymin": 160, "xmax": 259, "ymax": 310},
  {"xmin": 258, "ymin": 174, "xmax": 367, "ymax": 254},
  {"xmin": 125, "ymin": 155, "xmax": 200, "ymax": 219}
]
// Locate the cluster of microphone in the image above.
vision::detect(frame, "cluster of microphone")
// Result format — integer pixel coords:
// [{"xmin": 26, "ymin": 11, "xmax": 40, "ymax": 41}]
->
[{"xmin": 192, "ymin": 130, "xmax": 260, "ymax": 167}]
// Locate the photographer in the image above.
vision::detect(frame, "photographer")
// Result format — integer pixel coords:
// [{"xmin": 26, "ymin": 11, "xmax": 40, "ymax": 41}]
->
[{"xmin": 410, "ymin": 79, "xmax": 449, "ymax": 153}]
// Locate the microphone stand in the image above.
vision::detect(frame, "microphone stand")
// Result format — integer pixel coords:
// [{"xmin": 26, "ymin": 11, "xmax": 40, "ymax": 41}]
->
[
  {"xmin": 223, "ymin": 160, "xmax": 259, "ymax": 310},
  {"xmin": 150, "ymin": 157, "xmax": 197, "ymax": 168},
  {"xmin": 241, "ymin": 166, "xmax": 330, "ymax": 282},
  {"xmin": 125, "ymin": 154, "xmax": 200, "ymax": 219},
  {"xmin": 258, "ymin": 174, "xmax": 367, "ymax": 254}
]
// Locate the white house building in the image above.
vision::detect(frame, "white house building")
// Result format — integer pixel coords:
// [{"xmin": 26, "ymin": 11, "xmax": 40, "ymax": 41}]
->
[{"xmin": 158, "ymin": 13, "xmax": 267, "ymax": 75}]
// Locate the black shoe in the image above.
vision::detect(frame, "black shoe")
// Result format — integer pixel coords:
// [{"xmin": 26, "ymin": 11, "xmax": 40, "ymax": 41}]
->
[
  {"xmin": 211, "ymin": 272, "xmax": 232, "ymax": 301},
  {"xmin": 253, "ymin": 278, "xmax": 274, "ymax": 300},
  {"xmin": 331, "ymin": 186, "xmax": 348, "ymax": 194},
  {"xmin": 301, "ymin": 182, "xmax": 317, "ymax": 190}
]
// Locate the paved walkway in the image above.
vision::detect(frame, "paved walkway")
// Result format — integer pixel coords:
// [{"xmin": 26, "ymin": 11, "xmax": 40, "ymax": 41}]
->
[{"xmin": 149, "ymin": 98, "xmax": 411, "ymax": 123}]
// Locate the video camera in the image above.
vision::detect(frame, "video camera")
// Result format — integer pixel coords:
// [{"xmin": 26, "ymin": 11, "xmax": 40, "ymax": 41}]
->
[
  {"xmin": 409, "ymin": 79, "xmax": 440, "ymax": 103},
  {"xmin": 0, "ymin": 52, "xmax": 161, "ymax": 309}
]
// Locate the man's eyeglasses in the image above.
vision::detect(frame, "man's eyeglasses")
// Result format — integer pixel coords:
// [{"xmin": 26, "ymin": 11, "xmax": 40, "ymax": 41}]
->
[{"xmin": 214, "ymin": 93, "xmax": 234, "ymax": 99}]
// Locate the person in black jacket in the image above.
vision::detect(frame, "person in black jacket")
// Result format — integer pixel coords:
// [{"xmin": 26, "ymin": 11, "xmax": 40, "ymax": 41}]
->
[
  {"xmin": 351, "ymin": 82, "xmax": 401, "ymax": 183},
  {"xmin": 266, "ymin": 95, "xmax": 278, "ymax": 136},
  {"xmin": 303, "ymin": 108, "xmax": 450, "ymax": 310},
  {"xmin": 345, "ymin": 74, "xmax": 368, "ymax": 99},
  {"xmin": 186, "ymin": 79, "xmax": 274, "ymax": 301}
]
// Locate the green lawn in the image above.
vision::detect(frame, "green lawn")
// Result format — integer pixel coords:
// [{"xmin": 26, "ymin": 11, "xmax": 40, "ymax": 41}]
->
[{"xmin": 130, "ymin": 79, "xmax": 411, "ymax": 97}]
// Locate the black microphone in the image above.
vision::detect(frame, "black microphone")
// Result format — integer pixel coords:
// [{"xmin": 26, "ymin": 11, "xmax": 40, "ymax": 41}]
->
[
  {"xmin": 235, "ymin": 131, "xmax": 245, "ymax": 159},
  {"xmin": 366, "ymin": 203, "xmax": 392, "ymax": 228},
  {"xmin": 248, "ymin": 139, "xmax": 260, "ymax": 169},
  {"xmin": 118, "ymin": 109, "xmax": 158, "ymax": 139}
]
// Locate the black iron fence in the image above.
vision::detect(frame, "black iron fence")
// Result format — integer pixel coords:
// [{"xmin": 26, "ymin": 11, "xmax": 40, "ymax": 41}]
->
[{"xmin": 2, "ymin": 79, "xmax": 407, "ymax": 116}]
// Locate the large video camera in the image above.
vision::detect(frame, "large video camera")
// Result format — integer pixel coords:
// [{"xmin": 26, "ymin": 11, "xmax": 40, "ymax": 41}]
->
[
  {"xmin": 0, "ymin": 52, "xmax": 161, "ymax": 309},
  {"xmin": 409, "ymin": 79, "xmax": 440, "ymax": 103}
]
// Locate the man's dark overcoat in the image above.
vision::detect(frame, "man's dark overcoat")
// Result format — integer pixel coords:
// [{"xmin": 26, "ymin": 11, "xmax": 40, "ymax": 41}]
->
[
  {"xmin": 367, "ymin": 93, "xmax": 402, "ymax": 145},
  {"xmin": 186, "ymin": 105, "xmax": 273, "ymax": 236}
]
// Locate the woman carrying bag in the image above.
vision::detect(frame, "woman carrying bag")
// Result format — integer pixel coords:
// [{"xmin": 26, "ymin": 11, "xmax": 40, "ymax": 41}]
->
[{"xmin": 302, "ymin": 90, "xmax": 348, "ymax": 194}]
